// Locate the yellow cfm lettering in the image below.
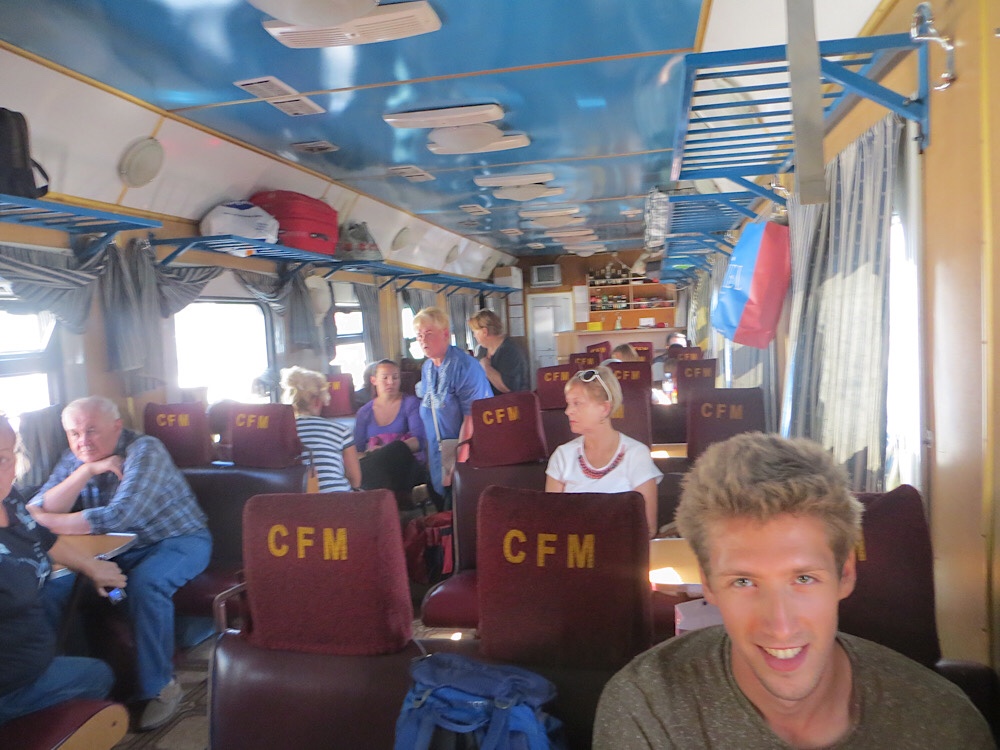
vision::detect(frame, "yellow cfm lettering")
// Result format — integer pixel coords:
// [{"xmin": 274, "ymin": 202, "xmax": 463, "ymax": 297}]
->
[
  {"xmin": 268, "ymin": 524, "xmax": 289, "ymax": 557},
  {"xmin": 503, "ymin": 529, "xmax": 527, "ymax": 563},
  {"xmin": 235, "ymin": 413, "xmax": 270, "ymax": 429},
  {"xmin": 536, "ymin": 533, "xmax": 557, "ymax": 567},
  {"xmin": 482, "ymin": 405, "xmax": 520, "ymax": 426},
  {"xmin": 567, "ymin": 534, "xmax": 595, "ymax": 569},
  {"xmin": 323, "ymin": 527, "xmax": 348, "ymax": 560},
  {"xmin": 297, "ymin": 526, "xmax": 314, "ymax": 558}
]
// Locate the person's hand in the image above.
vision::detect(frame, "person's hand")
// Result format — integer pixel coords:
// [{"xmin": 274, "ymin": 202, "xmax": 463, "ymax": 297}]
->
[
  {"xmin": 87, "ymin": 455, "xmax": 124, "ymax": 480},
  {"xmin": 87, "ymin": 559, "xmax": 127, "ymax": 596}
]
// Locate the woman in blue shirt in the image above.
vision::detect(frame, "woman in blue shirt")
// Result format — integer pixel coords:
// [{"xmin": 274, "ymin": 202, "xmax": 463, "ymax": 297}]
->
[{"xmin": 414, "ymin": 307, "xmax": 493, "ymax": 505}]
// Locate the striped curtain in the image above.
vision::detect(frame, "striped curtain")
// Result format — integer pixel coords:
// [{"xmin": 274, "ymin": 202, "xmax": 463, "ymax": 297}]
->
[
  {"xmin": 353, "ymin": 282, "xmax": 385, "ymax": 361},
  {"xmin": 0, "ymin": 244, "xmax": 107, "ymax": 333},
  {"xmin": 448, "ymin": 293, "xmax": 479, "ymax": 351},
  {"xmin": 781, "ymin": 114, "xmax": 902, "ymax": 491},
  {"xmin": 233, "ymin": 265, "xmax": 317, "ymax": 351}
]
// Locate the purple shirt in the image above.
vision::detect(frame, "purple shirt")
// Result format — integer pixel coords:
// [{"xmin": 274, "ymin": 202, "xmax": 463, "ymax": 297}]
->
[{"xmin": 353, "ymin": 394, "xmax": 426, "ymax": 463}]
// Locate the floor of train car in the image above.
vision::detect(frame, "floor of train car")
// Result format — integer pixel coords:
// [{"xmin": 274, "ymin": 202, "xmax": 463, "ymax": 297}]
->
[{"xmin": 113, "ymin": 586, "xmax": 448, "ymax": 749}]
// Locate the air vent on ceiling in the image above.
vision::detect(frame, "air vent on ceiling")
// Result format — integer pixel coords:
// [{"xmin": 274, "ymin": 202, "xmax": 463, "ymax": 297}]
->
[
  {"xmin": 387, "ymin": 165, "xmax": 435, "ymax": 182},
  {"xmin": 262, "ymin": 1, "xmax": 441, "ymax": 48},
  {"xmin": 500, "ymin": 228, "xmax": 523, "ymax": 236},
  {"xmin": 234, "ymin": 76, "xmax": 325, "ymax": 116},
  {"xmin": 292, "ymin": 140, "xmax": 339, "ymax": 153},
  {"xmin": 459, "ymin": 204, "xmax": 491, "ymax": 216},
  {"xmin": 527, "ymin": 242, "xmax": 546, "ymax": 250}
]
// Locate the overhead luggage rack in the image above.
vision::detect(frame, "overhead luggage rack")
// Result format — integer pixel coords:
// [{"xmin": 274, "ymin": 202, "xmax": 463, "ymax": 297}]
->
[
  {"xmin": 150, "ymin": 234, "xmax": 516, "ymax": 296},
  {"xmin": 0, "ymin": 193, "xmax": 162, "ymax": 254}
]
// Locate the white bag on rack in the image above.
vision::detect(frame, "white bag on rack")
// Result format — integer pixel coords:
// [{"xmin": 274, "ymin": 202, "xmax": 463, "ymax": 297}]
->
[{"xmin": 199, "ymin": 201, "xmax": 279, "ymax": 244}]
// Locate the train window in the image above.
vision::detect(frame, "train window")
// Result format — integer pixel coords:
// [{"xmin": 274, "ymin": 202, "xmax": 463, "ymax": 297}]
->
[
  {"xmin": 400, "ymin": 307, "xmax": 423, "ymax": 359},
  {"xmin": 0, "ymin": 306, "xmax": 58, "ymax": 425},
  {"xmin": 329, "ymin": 283, "xmax": 367, "ymax": 388},
  {"xmin": 174, "ymin": 301, "xmax": 271, "ymax": 404}
]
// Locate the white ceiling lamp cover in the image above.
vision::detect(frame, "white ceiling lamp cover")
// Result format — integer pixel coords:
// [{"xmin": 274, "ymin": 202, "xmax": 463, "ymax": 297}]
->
[
  {"xmin": 444, "ymin": 244, "xmax": 461, "ymax": 264},
  {"xmin": 390, "ymin": 227, "xmax": 412, "ymax": 252},
  {"xmin": 529, "ymin": 215, "xmax": 585, "ymax": 229},
  {"xmin": 119, "ymin": 137, "xmax": 165, "ymax": 188},
  {"xmin": 474, "ymin": 172, "xmax": 554, "ymax": 188},
  {"xmin": 247, "ymin": 0, "xmax": 376, "ymax": 27},
  {"xmin": 428, "ymin": 123, "xmax": 503, "ymax": 152},
  {"xmin": 519, "ymin": 206, "xmax": 580, "ymax": 219},
  {"xmin": 494, "ymin": 184, "xmax": 563, "ymax": 201},
  {"xmin": 262, "ymin": 1, "xmax": 440, "ymax": 48},
  {"xmin": 383, "ymin": 104, "xmax": 503, "ymax": 129},
  {"xmin": 427, "ymin": 133, "xmax": 530, "ymax": 155}
]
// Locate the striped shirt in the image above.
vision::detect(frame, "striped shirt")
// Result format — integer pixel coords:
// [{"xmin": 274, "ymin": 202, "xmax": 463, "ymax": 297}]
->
[{"xmin": 295, "ymin": 415, "xmax": 353, "ymax": 492}]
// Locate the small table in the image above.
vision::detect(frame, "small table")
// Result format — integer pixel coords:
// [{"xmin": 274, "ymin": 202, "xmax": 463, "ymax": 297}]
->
[{"xmin": 50, "ymin": 532, "xmax": 138, "ymax": 579}]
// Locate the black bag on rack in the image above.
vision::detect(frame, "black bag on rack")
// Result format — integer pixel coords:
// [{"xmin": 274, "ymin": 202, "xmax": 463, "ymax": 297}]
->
[{"xmin": 0, "ymin": 108, "xmax": 49, "ymax": 198}]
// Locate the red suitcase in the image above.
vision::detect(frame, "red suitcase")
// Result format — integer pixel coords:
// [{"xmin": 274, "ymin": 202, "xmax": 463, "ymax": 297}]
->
[{"xmin": 249, "ymin": 190, "xmax": 339, "ymax": 254}]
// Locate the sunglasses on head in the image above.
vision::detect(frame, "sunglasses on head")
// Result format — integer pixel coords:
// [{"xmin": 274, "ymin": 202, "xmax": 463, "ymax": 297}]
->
[{"xmin": 575, "ymin": 368, "xmax": 613, "ymax": 402}]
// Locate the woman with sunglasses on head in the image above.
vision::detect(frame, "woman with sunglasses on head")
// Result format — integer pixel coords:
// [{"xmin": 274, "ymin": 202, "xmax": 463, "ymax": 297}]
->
[{"xmin": 545, "ymin": 366, "xmax": 662, "ymax": 537}]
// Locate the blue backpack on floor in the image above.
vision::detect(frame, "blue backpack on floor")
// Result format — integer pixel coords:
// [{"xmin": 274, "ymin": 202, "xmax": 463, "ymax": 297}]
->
[{"xmin": 394, "ymin": 652, "xmax": 566, "ymax": 750}]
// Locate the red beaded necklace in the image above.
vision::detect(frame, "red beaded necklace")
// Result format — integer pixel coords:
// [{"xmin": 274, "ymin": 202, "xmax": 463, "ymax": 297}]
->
[{"xmin": 578, "ymin": 444, "xmax": 626, "ymax": 480}]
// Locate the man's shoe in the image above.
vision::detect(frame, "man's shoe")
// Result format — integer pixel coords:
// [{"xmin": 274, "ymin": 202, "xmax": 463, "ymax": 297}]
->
[{"xmin": 138, "ymin": 678, "xmax": 182, "ymax": 731}]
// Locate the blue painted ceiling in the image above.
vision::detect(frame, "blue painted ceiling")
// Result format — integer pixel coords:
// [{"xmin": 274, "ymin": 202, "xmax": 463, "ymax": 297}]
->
[{"xmin": 0, "ymin": 0, "xmax": 709, "ymax": 264}]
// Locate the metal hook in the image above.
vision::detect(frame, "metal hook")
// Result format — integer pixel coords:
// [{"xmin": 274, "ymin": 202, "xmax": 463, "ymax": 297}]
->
[{"xmin": 911, "ymin": 2, "xmax": 956, "ymax": 91}]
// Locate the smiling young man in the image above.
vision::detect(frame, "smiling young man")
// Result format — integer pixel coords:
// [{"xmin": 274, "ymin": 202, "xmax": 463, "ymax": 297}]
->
[{"xmin": 593, "ymin": 433, "xmax": 993, "ymax": 749}]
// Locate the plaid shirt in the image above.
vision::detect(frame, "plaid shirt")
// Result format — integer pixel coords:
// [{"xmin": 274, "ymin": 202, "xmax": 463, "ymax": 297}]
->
[{"xmin": 32, "ymin": 429, "xmax": 206, "ymax": 548}]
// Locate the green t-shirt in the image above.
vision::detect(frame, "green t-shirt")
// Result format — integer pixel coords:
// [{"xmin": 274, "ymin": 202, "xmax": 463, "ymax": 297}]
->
[{"xmin": 594, "ymin": 626, "xmax": 994, "ymax": 749}]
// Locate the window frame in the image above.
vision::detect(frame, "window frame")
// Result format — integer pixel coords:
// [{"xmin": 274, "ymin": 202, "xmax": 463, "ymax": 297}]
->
[{"xmin": 0, "ymin": 299, "xmax": 63, "ymax": 406}]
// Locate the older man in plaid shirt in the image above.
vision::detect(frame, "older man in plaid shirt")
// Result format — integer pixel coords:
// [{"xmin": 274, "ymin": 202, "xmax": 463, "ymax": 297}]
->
[{"xmin": 29, "ymin": 396, "xmax": 210, "ymax": 731}]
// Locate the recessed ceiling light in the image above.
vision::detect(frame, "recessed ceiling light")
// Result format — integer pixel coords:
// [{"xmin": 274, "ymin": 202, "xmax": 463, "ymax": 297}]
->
[
  {"xmin": 518, "ymin": 206, "xmax": 580, "ymax": 219},
  {"xmin": 383, "ymin": 104, "xmax": 504, "ymax": 129},
  {"xmin": 474, "ymin": 172, "xmax": 554, "ymax": 188},
  {"xmin": 427, "ymin": 133, "xmax": 530, "ymax": 155},
  {"xmin": 494, "ymin": 185, "xmax": 563, "ymax": 201}
]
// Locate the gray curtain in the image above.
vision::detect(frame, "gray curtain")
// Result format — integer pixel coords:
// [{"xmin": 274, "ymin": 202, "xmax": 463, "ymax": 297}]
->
[
  {"xmin": 14, "ymin": 403, "xmax": 67, "ymax": 492},
  {"xmin": 449, "ymin": 293, "xmax": 479, "ymax": 351},
  {"xmin": 0, "ymin": 245, "xmax": 107, "ymax": 333},
  {"xmin": 102, "ymin": 239, "xmax": 224, "ymax": 394},
  {"xmin": 403, "ymin": 288, "xmax": 435, "ymax": 317},
  {"xmin": 233, "ymin": 266, "xmax": 319, "ymax": 351},
  {"xmin": 353, "ymin": 282, "xmax": 383, "ymax": 361},
  {"xmin": 780, "ymin": 114, "xmax": 902, "ymax": 491}
]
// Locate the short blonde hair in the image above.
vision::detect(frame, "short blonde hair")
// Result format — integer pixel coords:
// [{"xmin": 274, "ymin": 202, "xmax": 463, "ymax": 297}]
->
[
  {"xmin": 675, "ymin": 433, "xmax": 863, "ymax": 576},
  {"xmin": 280, "ymin": 366, "xmax": 329, "ymax": 416},
  {"xmin": 611, "ymin": 344, "xmax": 640, "ymax": 361},
  {"xmin": 413, "ymin": 306, "xmax": 450, "ymax": 332},
  {"xmin": 565, "ymin": 365, "xmax": 623, "ymax": 415},
  {"xmin": 469, "ymin": 309, "xmax": 504, "ymax": 337}
]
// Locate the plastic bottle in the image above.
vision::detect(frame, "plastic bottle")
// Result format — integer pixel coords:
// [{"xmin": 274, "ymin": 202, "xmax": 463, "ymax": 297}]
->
[{"xmin": 614, "ymin": 314, "xmax": 623, "ymax": 330}]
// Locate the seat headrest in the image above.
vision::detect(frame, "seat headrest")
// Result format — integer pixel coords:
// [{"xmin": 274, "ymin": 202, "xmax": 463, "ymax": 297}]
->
[
  {"xmin": 604, "ymin": 362, "xmax": 653, "ymax": 446},
  {"xmin": 568, "ymin": 352, "xmax": 600, "ymax": 369},
  {"xmin": 675, "ymin": 358, "xmax": 717, "ymax": 403},
  {"xmin": 685, "ymin": 387, "xmax": 766, "ymax": 461},
  {"xmin": 242, "ymin": 490, "xmax": 412, "ymax": 655},
  {"xmin": 320, "ymin": 374, "xmax": 355, "ymax": 418},
  {"xmin": 630, "ymin": 342, "xmax": 653, "ymax": 362},
  {"xmin": 477, "ymin": 485, "xmax": 652, "ymax": 669},
  {"xmin": 585, "ymin": 340, "xmax": 611, "ymax": 360},
  {"xmin": 143, "ymin": 402, "xmax": 213, "ymax": 467},
  {"xmin": 673, "ymin": 346, "xmax": 703, "ymax": 361},
  {"xmin": 468, "ymin": 392, "xmax": 547, "ymax": 468},
  {"xmin": 230, "ymin": 403, "xmax": 303, "ymax": 469},
  {"xmin": 839, "ymin": 484, "xmax": 941, "ymax": 666},
  {"xmin": 535, "ymin": 364, "xmax": 579, "ymax": 410}
]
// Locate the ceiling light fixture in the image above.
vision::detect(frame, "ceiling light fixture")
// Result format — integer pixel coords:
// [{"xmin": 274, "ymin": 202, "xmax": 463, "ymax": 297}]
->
[
  {"xmin": 427, "ymin": 133, "xmax": 530, "ymax": 155},
  {"xmin": 474, "ymin": 172, "xmax": 554, "ymax": 188},
  {"xmin": 261, "ymin": 1, "xmax": 440, "ymax": 48},
  {"xmin": 545, "ymin": 228, "xmax": 596, "ymax": 239},
  {"xmin": 247, "ymin": 0, "xmax": 376, "ymax": 27},
  {"xmin": 494, "ymin": 184, "xmax": 562, "ymax": 201},
  {"xmin": 428, "ymin": 123, "xmax": 504, "ymax": 152},
  {"xmin": 383, "ymin": 104, "xmax": 504, "ymax": 129},
  {"xmin": 518, "ymin": 206, "xmax": 580, "ymax": 219},
  {"xmin": 529, "ymin": 215, "xmax": 585, "ymax": 229},
  {"xmin": 527, "ymin": 242, "xmax": 547, "ymax": 250},
  {"xmin": 565, "ymin": 243, "xmax": 607, "ymax": 253}
]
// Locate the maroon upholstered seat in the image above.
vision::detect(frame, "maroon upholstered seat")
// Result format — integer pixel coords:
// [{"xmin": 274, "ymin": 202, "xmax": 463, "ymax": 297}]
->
[
  {"xmin": 320, "ymin": 373, "xmax": 355, "ymax": 417},
  {"xmin": 241, "ymin": 490, "xmax": 412, "ymax": 655},
  {"xmin": 569, "ymin": 352, "xmax": 599, "ymax": 369},
  {"xmin": 685, "ymin": 387, "xmax": 766, "ymax": 461},
  {"xmin": 0, "ymin": 700, "xmax": 128, "ymax": 750},
  {"xmin": 230, "ymin": 403, "xmax": 303, "ymax": 469},
  {"xmin": 651, "ymin": 402, "xmax": 687, "ymax": 444},
  {"xmin": 143, "ymin": 402, "xmax": 213, "ymax": 467},
  {"xmin": 630, "ymin": 341, "xmax": 654, "ymax": 362},
  {"xmin": 585, "ymin": 340, "xmax": 611, "ymax": 361},
  {"xmin": 839, "ymin": 484, "xmax": 999, "ymax": 737},
  {"xmin": 420, "ymin": 461, "xmax": 548, "ymax": 628},
  {"xmin": 467, "ymin": 391, "xmax": 547, "ymax": 468},
  {"xmin": 535, "ymin": 364, "xmax": 578, "ymax": 410},
  {"xmin": 674, "ymin": 357, "xmax": 717, "ymax": 404},
  {"xmin": 606, "ymin": 361, "xmax": 653, "ymax": 446},
  {"xmin": 477, "ymin": 486, "xmax": 653, "ymax": 670},
  {"xmin": 673, "ymin": 346, "xmax": 703, "ymax": 360},
  {"xmin": 540, "ymin": 408, "xmax": 575, "ymax": 456}
]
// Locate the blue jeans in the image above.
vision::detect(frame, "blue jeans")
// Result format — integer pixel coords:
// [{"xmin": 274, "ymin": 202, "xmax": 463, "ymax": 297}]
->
[
  {"xmin": 44, "ymin": 530, "xmax": 212, "ymax": 701},
  {"xmin": 0, "ymin": 656, "xmax": 113, "ymax": 726}
]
